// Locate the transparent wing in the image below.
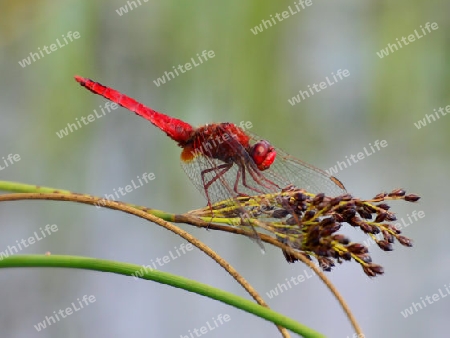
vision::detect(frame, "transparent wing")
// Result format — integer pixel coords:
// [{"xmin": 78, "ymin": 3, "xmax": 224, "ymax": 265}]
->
[
  {"xmin": 180, "ymin": 152, "xmax": 239, "ymax": 204},
  {"xmin": 180, "ymin": 126, "xmax": 278, "ymax": 204},
  {"xmin": 246, "ymin": 132, "xmax": 347, "ymax": 197},
  {"xmin": 181, "ymin": 149, "xmax": 267, "ymax": 252},
  {"xmin": 179, "ymin": 126, "xmax": 346, "ymax": 254},
  {"xmin": 181, "ymin": 129, "xmax": 346, "ymax": 202}
]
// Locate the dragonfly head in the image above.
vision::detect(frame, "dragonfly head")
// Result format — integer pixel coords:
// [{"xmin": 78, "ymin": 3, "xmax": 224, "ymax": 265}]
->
[{"xmin": 250, "ymin": 140, "xmax": 277, "ymax": 170}]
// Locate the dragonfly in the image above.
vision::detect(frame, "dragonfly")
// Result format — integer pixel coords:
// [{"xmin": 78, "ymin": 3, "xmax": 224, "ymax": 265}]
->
[{"xmin": 74, "ymin": 76, "xmax": 346, "ymax": 257}]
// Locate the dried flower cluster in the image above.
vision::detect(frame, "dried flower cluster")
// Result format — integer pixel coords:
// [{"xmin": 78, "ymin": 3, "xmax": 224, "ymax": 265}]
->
[{"xmin": 190, "ymin": 188, "xmax": 420, "ymax": 277}]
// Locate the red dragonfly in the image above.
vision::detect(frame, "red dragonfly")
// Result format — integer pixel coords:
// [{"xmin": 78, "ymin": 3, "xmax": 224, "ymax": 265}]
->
[{"xmin": 74, "ymin": 76, "xmax": 346, "ymax": 250}]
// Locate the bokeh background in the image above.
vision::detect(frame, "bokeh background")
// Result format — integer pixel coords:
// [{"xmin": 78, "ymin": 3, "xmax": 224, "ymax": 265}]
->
[{"xmin": 1, "ymin": 1, "xmax": 449, "ymax": 337}]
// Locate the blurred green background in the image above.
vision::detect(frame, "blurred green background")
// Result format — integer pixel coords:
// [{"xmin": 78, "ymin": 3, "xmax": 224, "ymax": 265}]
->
[{"xmin": 1, "ymin": 1, "xmax": 449, "ymax": 337}]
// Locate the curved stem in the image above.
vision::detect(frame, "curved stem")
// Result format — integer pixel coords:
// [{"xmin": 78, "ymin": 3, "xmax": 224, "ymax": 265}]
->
[
  {"xmin": 0, "ymin": 254, "xmax": 324, "ymax": 338},
  {"xmin": 0, "ymin": 181, "xmax": 363, "ymax": 336},
  {"xmin": 178, "ymin": 215, "xmax": 364, "ymax": 336},
  {"xmin": 0, "ymin": 190, "xmax": 289, "ymax": 338}
]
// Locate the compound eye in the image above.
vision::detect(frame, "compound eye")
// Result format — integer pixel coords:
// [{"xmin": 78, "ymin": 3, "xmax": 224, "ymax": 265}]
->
[{"xmin": 250, "ymin": 140, "xmax": 276, "ymax": 170}]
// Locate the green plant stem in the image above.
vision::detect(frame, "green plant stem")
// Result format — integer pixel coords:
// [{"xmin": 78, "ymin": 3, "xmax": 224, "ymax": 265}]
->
[
  {"xmin": 0, "ymin": 254, "xmax": 325, "ymax": 338},
  {"xmin": 0, "ymin": 180, "xmax": 171, "ymax": 219}
]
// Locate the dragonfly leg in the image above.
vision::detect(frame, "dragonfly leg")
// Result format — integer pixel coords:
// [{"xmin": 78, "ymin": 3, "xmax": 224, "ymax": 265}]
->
[
  {"xmin": 245, "ymin": 164, "xmax": 280, "ymax": 191},
  {"xmin": 200, "ymin": 162, "xmax": 233, "ymax": 208},
  {"xmin": 233, "ymin": 169, "xmax": 249, "ymax": 197},
  {"xmin": 201, "ymin": 162, "xmax": 266, "ymax": 252},
  {"xmin": 236, "ymin": 165, "xmax": 266, "ymax": 195}
]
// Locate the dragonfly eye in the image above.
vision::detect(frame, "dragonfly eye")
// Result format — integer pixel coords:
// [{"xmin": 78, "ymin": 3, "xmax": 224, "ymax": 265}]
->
[{"xmin": 250, "ymin": 140, "xmax": 277, "ymax": 170}]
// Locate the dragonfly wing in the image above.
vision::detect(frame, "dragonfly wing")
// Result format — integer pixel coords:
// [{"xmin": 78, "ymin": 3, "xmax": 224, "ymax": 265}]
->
[
  {"xmin": 180, "ymin": 125, "xmax": 279, "ymax": 203},
  {"xmin": 181, "ymin": 150, "xmax": 266, "ymax": 251},
  {"xmin": 245, "ymin": 132, "xmax": 346, "ymax": 196},
  {"xmin": 269, "ymin": 149, "xmax": 346, "ymax": 196},
  {"xmin": 180, "ymin": 152, "xmax": 239, "ymax": 204}
]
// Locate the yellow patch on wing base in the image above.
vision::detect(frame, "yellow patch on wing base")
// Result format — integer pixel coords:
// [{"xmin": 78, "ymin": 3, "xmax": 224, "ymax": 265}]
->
[{"xmin": 180, "ymin": 144, "xmax": 198, "ymax": 162}]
